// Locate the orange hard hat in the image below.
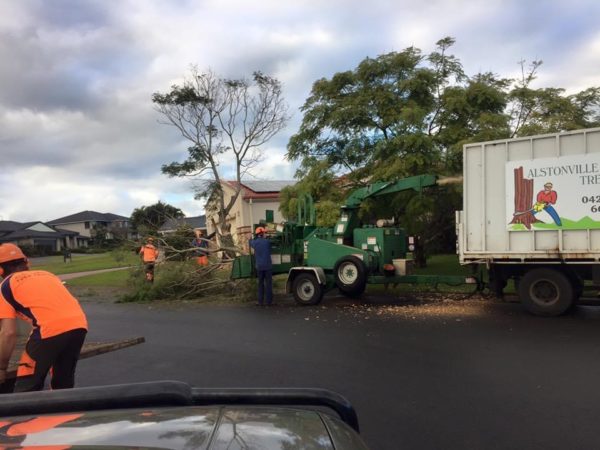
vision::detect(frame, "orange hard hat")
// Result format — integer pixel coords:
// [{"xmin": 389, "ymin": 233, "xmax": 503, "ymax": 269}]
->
[
  {"xmin": 255, "ymin": 227, "xmax": 266, "ymax": 235},
  {"xmin": 0, "ymin": 243, "xmax": 27, "ymax": 264}
]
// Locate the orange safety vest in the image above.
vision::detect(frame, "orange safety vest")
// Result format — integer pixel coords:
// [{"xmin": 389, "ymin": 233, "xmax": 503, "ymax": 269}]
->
[
  {"xmin": 0, "ymin": 271, "xmax": 88, "ymax": 339},
  {"xmin": 139, "ymin": 244, "xmax": 159, "ymax": 262}
]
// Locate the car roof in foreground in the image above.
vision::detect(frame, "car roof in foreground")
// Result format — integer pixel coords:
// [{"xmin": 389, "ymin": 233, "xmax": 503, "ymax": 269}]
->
[{"xmin": 0, "ymin": 381, "xmax": 370, "ymax": 450}]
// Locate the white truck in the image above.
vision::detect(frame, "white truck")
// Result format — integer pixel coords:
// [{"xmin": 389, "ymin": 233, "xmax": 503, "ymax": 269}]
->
[{"xmin": 457, "ymin": 127, "xmax": 600, "ymax": 316}]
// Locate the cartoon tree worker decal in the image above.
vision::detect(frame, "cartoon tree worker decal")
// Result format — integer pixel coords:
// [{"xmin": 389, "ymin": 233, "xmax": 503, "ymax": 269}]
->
[{"xmin": 533, "ymin": 182, "xmax": 562, "ymax": 226}]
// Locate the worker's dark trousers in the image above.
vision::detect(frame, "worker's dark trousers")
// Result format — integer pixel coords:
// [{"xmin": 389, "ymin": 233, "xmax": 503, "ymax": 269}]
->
[
  {"xmin": 14, "ymin": 328, "xmax": 87, "ymax": 392},
  {"xmin": 257, "ymin": 269, "xmax": 273, "ymax": 305},
  {"xmin": 144, "ymin": 262, "xmax": 155, "ymax": 282}
]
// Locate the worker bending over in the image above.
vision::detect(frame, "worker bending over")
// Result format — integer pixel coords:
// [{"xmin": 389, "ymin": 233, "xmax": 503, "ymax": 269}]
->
[
  {"xmin": 139, "ymin": 237, "xmax": 159, "ymax": 282},
  {"xmin": 0, "ymin": 244, "xmax": 88, "ymax": 392}
]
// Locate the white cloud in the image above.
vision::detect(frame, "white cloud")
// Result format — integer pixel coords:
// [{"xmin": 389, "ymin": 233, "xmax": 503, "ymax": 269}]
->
[{"xmin": 0, "ymin": 0, "xmax": 599, "ymax": 222}]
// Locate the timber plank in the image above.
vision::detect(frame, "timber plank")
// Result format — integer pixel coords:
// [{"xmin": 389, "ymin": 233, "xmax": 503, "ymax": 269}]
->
[{"xmin": 5, "ymin": 336, "xmax": 145, "ymax": 380}]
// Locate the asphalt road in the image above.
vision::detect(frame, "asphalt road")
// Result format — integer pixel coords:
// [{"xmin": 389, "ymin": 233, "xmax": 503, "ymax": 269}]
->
[{"xmin": 74, "ymin": 293, "xmax": 600, "ymax": 450}]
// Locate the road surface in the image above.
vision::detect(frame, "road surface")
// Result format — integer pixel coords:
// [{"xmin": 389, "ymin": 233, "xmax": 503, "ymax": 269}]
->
[{"xmin": 73, "ymin": 292, "xmax": 600, "ymax": 450}]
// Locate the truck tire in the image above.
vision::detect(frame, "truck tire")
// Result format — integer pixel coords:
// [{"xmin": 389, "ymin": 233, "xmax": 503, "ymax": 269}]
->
[
  {"xmin": 292, "ymin": 273, "xmax": 324, "ymax": 306},
  {"xmin": 518, "ymin": 268, "xmax": 575, "ymax": 316},
  {"xmin": 333, "ymin": 256, "xmax": 367, "ymax": 297}
]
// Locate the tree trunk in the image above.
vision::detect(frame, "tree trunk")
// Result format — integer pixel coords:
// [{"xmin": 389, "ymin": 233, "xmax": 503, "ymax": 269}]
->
[{"xmin": 509, "ymin": 166, "xmax": 540, "ymax": 230}]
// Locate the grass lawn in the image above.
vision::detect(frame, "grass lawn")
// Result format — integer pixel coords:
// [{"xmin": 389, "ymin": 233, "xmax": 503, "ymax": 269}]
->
[
  {"xmin": 31, "ymin": 251, "xmax": 139, "ymax": 275},
  {"xmin": 66, "ymin": 269, "xmax": 134, "ymax": 287},
  {"xmin": 63, "ymin": 254, "xmax": 492, "ymax": 299},
  {"xmin": 412, "ymin": 254, "xmax": 473, "ymax": 276},
  {"xmin": 367, "ymin": 254, "xmax": 483, "ymax": 295}
]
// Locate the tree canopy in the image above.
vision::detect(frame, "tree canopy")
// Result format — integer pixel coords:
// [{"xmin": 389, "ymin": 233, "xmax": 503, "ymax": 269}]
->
[
  {"xmin": 283, "ymin": 37, "xmax": 600, "ymax": 252},
  {"xmin": 130, "ymin": 201, "xmax": 184, "ymax": 235}
]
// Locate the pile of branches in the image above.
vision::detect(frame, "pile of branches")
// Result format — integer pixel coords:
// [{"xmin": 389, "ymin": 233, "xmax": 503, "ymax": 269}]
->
[{"xmin": 121, "ymin": 235, "xmax": 252, "ymax": 302}]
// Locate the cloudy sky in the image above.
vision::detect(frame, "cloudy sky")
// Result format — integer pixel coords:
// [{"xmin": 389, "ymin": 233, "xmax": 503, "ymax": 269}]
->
[{"xmin": 1, "ymin": 0, "xmax": 599, "ymax": 222}]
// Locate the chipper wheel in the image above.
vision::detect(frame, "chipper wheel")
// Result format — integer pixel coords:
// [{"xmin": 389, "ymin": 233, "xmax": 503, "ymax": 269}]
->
[
  {"xmin": 333, "ymin": 255, "xmax": 368, "ymax": 298},
  {"xmin": 292, "ymin": 273, "xmax": 324, "ymax": 306}
]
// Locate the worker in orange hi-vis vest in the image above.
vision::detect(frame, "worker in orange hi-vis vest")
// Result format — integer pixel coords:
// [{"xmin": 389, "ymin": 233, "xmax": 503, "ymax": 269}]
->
[
  {"xmin": 191, "ymin": 230, "xmax": 210, "ymax": 266},
  {"xmin": 139, "ymin": 237, "xmax": 159, "ymax": 282},
  {"xmin": 0, "ymin": 243, "xmax": 88, "ymax": 392}
]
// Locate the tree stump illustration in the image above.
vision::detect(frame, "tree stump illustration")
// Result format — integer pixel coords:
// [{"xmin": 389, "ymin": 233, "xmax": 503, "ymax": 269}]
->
[{"xmin": 509, "ymin": 166, "xmax": 540, "ymax": 230}]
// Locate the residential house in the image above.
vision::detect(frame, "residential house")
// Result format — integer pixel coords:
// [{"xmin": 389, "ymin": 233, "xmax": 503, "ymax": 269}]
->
[
  {"xmin": 205, "ymin": 180, "xmax": 295, "ymax": 248},
  {"xmin": 0, "ymin": 221, "xmax": 87, "ymax": 254},
  {"xmin": 47, "ymin": 211, "xmax": 133, "ymax": 241},
  {"xmin": 159, "ymin": 215, "xmax": 207, "ymax": 236}
]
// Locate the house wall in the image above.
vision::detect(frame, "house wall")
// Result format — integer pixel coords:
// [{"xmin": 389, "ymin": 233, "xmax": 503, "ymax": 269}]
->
[
  {"xmin": 53, "ymin": 221, "xmax": 131, "ymax": 240},
  {"xmin": 205, "ymin": 183, "xmax": 284, "ymax": 247},
  {"xmin": 13, "ymin": 238, "xmax": 61, "ymax": 253},
  {"xmin": 206, "ymin": 183, "xmax": 239, "ymax": 237},
  {"xmin": 56, "ymin": 222, "xmax": 91, "ymax": 238},
  {"xmin": 241, "ymin": 199, "xmax": 285, "ymax": 230}
]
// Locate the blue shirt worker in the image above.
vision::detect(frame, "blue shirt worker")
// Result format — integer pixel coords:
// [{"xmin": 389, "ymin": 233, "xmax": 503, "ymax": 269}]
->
[{"xmin": 249, "ymin": 227, "xmax": 273, "ymax": 306}]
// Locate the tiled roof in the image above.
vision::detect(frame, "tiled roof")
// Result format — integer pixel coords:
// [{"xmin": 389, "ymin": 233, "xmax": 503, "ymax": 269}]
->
[
  {"xmin": 0, "ymin": 221, "xmax": 25, "ymax": 232},
  {"xmin": 0, "ymin": 230, "xmax": 60, "ymax": 240},
  {"xmin": 0, "ymin": 221, "xmax": 57, "ymax": 233},
  {"xmin": 47, "ymin": 210, "xmax": 129, "ymax": 225},
  {"xmin": 241, "ymin": 180, "xmax": 295, "ymax": 192},
  {"xmin": 0, "ymin": 221, "xmax": 88, "ymax": 243},
  {"xmin": 225, "ymin": 180, "xmax": 295, "ymax": 200},
  {"xmin": 160, "ymin": 215, "xmax": 206, "ymax": 231}
]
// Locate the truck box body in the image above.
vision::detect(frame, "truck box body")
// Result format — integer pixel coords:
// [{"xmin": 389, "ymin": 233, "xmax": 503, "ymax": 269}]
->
[{"xmin": 458, "ymin": 128, "xmax": 600, "ymax": 263}]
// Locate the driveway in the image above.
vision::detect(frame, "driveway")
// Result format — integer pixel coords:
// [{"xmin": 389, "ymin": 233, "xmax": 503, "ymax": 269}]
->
[{"xmin": 73, "ymin": 292, "xmax": 600, "ymax": 450}]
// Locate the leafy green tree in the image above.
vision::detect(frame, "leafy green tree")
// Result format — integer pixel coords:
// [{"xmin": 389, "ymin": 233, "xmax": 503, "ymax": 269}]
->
[
  {"xmin": 285, "ymin": 38, "xmax": 600, "ymax": 254},
  {"xmin": 509, "ymin": 60, "xmax": 600, "ymax": 137},
  {"xmin": 279, "ymin": 160, "xmax": 345, "ymax": 226},
  {"xmin": 284, "ymin": 38, "xmax": 492, "ymax": 250},
  {"xmin": 130, "ymin": 201, "xmax": 184, "ymax": 235}
]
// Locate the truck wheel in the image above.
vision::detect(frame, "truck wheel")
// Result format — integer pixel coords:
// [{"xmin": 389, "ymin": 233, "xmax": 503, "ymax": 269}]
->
[
  {"xmin": 333, "ymin": 256, "xmax": 367, "ymax": 296},
  {"xmin": 518, "ymin": 268, "xmax": 575, "ymax": 316},
  {"xmin": 292, "ymin": 273, "xmax": 324, "ymax": 306}
]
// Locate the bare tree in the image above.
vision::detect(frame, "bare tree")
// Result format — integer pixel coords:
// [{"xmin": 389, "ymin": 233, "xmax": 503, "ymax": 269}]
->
[{"xmin": 153, "ymin": 67, "xmax": 289, "ymax": 252}]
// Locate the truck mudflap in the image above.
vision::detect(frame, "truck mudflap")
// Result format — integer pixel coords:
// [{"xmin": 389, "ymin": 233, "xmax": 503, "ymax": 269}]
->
[{"xmin": 0, "ymin": 336, "xmax": 145, "ymax": 393}]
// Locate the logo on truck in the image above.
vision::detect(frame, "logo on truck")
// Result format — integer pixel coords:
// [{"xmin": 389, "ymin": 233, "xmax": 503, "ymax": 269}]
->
[{"xmin": 506, "ymin": 154, "xmax": 600, "ymax": 231}]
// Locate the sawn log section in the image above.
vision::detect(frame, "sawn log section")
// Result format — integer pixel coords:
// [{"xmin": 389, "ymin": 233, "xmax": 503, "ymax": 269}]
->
[{"xmin": 5, "ymin": 336, "xmax": 145, "ymax": 381}]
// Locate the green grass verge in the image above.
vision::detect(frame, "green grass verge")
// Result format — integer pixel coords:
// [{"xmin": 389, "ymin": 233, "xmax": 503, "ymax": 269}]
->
[
  {"xmin": 65, "ymin": 269, "xmax": 133, "ymax": 287},
  {"xmin": 367, "ymin": 254, "xmax": 480, "ymax": 295},
  {"xmin": 61, "ymin": 254, "xmax": 504, "ymax": 300},
  {"xmin": 31, "ymin": 251, "xmax": 138, "ymax": 275},
  {"xmin": 411, "ymin": 254, "xmax": 472, "ymax": 276}
]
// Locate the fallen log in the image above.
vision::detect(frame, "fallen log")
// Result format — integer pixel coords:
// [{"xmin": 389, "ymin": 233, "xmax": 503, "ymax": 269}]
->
[{"xmin": 1, "ymin": 336, "xmax": 145, "ymax": 393}]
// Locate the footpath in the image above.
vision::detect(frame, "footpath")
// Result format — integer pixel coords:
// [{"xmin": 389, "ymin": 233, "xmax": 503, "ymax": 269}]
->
[{"xmin": 59, "ymin": 267, "xmax": 130, "ymax": 281}]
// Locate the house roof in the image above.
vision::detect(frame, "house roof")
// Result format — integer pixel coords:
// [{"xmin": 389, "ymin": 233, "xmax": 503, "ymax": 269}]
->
[
  {"xmin": 160, "ymin": 215, "xmax": 206, "ymax": 231},
  {"xmin": 226, "ymin": 180, "xmax": 295, "ymax": 200},
  {"xmin": 47, "ymin": 211, "xmax": 129, "ymax": 225},
  {"xmin": 0, "ymin": 221, "xmax": 27, "ymax": 232},
  {"xmin": 0, "ymin": 221, "xmax": 84, "ymax": 242},
  {"xmin": 241, "ymin": 180, "xmax": 295, "ymax": 192}
]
